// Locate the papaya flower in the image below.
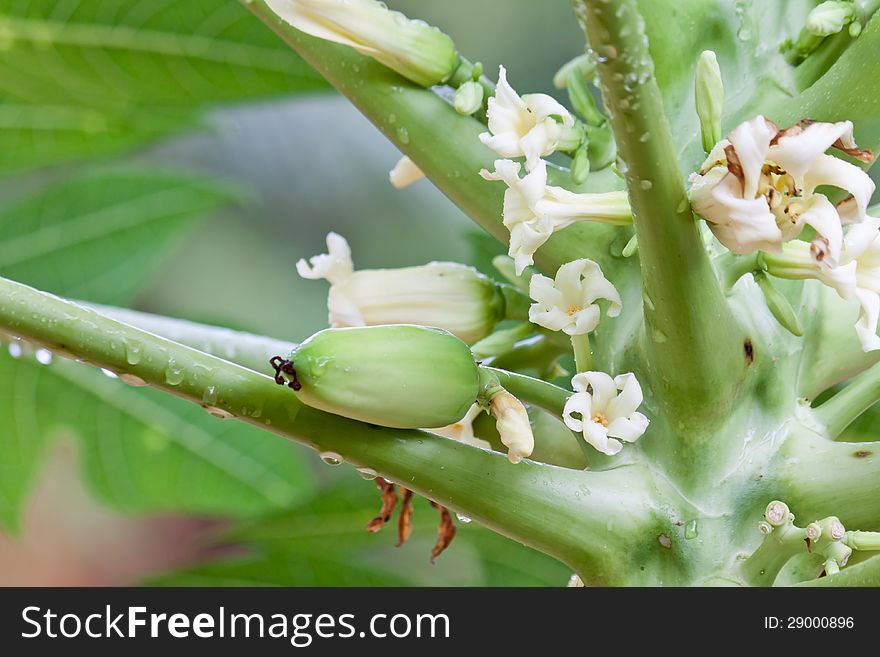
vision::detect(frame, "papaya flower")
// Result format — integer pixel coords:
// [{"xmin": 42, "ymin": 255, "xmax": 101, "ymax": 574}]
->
[
  {"xmin": 480, "ymin": 159, "xmax": 631, "ymax": 274},
  {"xmin": 528, "ymin": 258, "xmax": 621, "ymax": 335},
  {"xmin": 563, "ymin": 372, "xmax": 649, "ymax": 455},
  {"xmin": 297, "ymin": 233, "xmax": 508, "ymax": 344},
  {"xmin": 263, "ymin": 0, "xmax": 459, "ymax": 87},
  {"xmin": 688, "ymin": 116, "xmax": 874, "ymax": 265},
  {"xmin": 479, "ymin": 65, "xmax": 577, "ymax": 167}
]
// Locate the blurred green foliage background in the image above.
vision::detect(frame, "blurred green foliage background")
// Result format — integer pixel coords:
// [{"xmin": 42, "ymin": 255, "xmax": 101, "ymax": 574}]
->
[{"xmin": 0, "ymin": 0, "xmax": 585, "ymax": 586}]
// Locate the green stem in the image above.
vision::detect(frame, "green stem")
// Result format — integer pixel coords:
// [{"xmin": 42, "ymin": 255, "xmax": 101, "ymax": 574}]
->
[
  {"xmin": 780, "ymin": 431, "xmax": 880, "ymax": 529},
  {"xmin": 846, "ymin": 531, "xmax": 880, "ymax": 551},
  {"xmin": 740, "ymin": 525, "xmax": 809, "ymax": 587},
  {"xmin": 0, "ymin": 275, "xmax": 667, "ymax": 582},
  {"xmin": 88, "ymin": 303, "xmax": 294, "ymax": 373},
  {"xmin": 242, "ymin": 0, "xmax": 626, "ymax": 275},
  {"xmin": 484, "ymin": 367, "xmax": 571, "ymax": 418},
  {"xmin": 571, "ymin": 333, "xmax": 593, "ymax": 373},
  {"xmin": 813, "ymin": 361, "xmax": 880, "ymax": 439},
  {"xmin": 573, "ymin": 0, "xmax": 745, "ymax": 428}
]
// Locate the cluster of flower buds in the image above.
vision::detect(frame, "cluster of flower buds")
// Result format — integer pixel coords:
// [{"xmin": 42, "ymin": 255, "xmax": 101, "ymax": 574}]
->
[
  {"xmin": 478, "ymin": 66, "xmax": 631, "ymax": 275},
  {"xmin": 753, "ymin": 500, "xmax": 879, "ymax": 579}
]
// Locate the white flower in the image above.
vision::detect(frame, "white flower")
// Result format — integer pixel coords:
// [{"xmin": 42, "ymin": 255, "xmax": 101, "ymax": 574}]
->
[
  {"xmin": 479, "ymin": 65, "xmax": 575, "ymax": 167},
  {"xmin": 528, "ymin": 259, "xmax": 621, "ymax": 335},
  {"xmin": 763, "ymin": 222, "xmax": 880, "ymax": 351},
  {"xmin": 688, "ymin": 116, "xmax": 874, "ymax": 264},
  {"xmin": 264, "ymin": 0, "xmax": 459, "ymax": 87},
  {"xmin": 297, "ymin": 233, "xmax": 504, "ymax": 343},
  {"xmin": 489, "ymin": 390, "xmax": 534, "ymax": 464},
  {"xmin": 389, "ymin": 156, "xmax": 424, "ymax": 189},
  {"xmin": 841, "ymin": 217, "xmax": 880, "ymax": 351},
  {"xmin": 296, "ymin": 231, "xmax": 354, "ymax": 285},
  {"xmin": 563, "ymin": 372, "xmax": 649, "ymax": 455},
  {"xmin": 480, "ymin": 159, "xmax": 631, "ymax": 274}
]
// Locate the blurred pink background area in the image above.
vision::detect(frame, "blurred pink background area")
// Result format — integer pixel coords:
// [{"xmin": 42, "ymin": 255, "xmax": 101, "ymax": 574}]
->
[{"xmin": 0, "ymin": 442, "xmax": 223, "ymax": 586}]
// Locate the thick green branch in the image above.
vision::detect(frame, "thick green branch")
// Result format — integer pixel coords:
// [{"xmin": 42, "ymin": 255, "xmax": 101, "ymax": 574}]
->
[
  {"xmin": 813, "ymin": 361, "xmax": 880, "ymax": 439},
  {"xmin": 573, "ymin": 0, "xmax": 745, "ymax": 426},
  {"xmin": 242, "ymin": 0, "xmax": 626, "ymax": 275},
  {"xmin": 779, "ymin": 431, "xmax": 880, "ymax": 529},
  {"xmin": 89, "ymin": 303, "xmax": 294, "ymax": 373},
  {"xmin": 0, "ymin": 276, "xmax": 670, "ymax": 582}
]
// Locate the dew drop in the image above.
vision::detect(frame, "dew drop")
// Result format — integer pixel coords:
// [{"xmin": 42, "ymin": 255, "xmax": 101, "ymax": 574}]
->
[
  {"xmin": 396, "ymin": 126, "xmax": 410, "ymax": 144},
  {"xmin": 455, "ymin": 513, "xmax": 472, "ymax": 524},
  {"xmin": 320, "ymin": 451, "xmax": 343, "ymax": 466},
  {"xmin": 388, "ymin": 112, "xmax": 397, "ymax": 124},
  {"xmin": 202, "ymin": 385, "xmax": 217, "ymax": 406},
  {"xmin": 7, "ymin": 342, "xmax": 22, "ymax": 359},
  {"xmin": 125, "ymin": 343, "xmax": 142, "ymax": 365},
  {"xmin": 165, "ymin": 359, "xmax": 184, "ymax": 385},
  {"xmin": 35, "ymin": 348, "xmax": 53, "ymax": 365},
  {"xmin": 100, "ymin": 368, "xmax": 117, "ymax": 378},
  {"xmin": 684, "ymin": 519, "xmax": 699, "ymax": 539},
  {"xmin": 651, "ymin": 327, "xmax": 668, "ymax": 343},
  {"xmin": 357, "ymin": 467, "xmax": 378, "ymax": 480},
  {"xmin": 639, "ymin": 179, "xmax": 653, "ymax": 190}
]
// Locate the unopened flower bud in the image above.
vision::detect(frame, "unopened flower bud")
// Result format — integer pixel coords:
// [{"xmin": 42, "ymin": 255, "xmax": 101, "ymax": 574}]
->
[
  {"xmin": 265, "ymin": 0, "xmax": 460, "ymax": 86},
  {"xmin": 489, "ymin": 390, "xmax": 534, "ymax": 464},
  {"xmin": 694, "ymin": 50, "xmax": 724, "ymax": 153},
  {"xmin": 566, "ymin": 71, "xmax": 604, "ymax": 126},
  {"xmin": 553, "ymin": 53, "xmax": 596, "ymax": 89},
  {"xmin": 571, "ymin": 143, "xmax": 591, "ymax": 185},
  {"xmin": 753, "ymin": 272, "xmax": 803, "ymax": 337},
  {"xmin": 282, "ymin": 325, "xmax": 480, "ymax": 429},
  {"xmin": 806, "ymin": 1, "xmax": 854, "ymax": 37},
  {"xmin": 453, "ymin": 81, "xmax": 484, "ymax": 115}
]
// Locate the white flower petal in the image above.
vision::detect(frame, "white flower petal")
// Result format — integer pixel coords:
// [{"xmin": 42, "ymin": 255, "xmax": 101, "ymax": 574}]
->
[
  {"xmin": 388, "ymin": 156, "xmax": 424, "ymax": 189},
  {"xmin": 296, "ymin": 231, "xmax": 354, "ymax": 284},
  {"xmin": 854, "ymin": 288, "xmax": 880, "ymax": 351},
  {"xmin": 607, "ymin": 412, "xmax": 649, "ymax": 443},
  {"xmin": 562, "ymin": 390, "xmax": 592, "ymax": 432},
  {"xmin": 529, "ymin": 305, "xmax": 572, "ymax": 332},
  {"xmin": 582, "ymin": 421, "xmax": 622, "ymax": 455},
  {"xmin": 581, "ymin": 371, "xmax": 617, "ymax": 411},
  {"xmin": 523, "ymin": 92, "xmax": 574, "ymax": 127},
  {"xmin": 804, "ymin": 154, "xmax": 875, "ymax": 222},
  {"xmin": 528, "ymin": 273, "xmax": 565, "ymax": 308},
  {"xmin": 792, "ymin": 194, "xmax": 843, "ymax": 265},
  {"xmin": 608, "ymin": 373, "xmax": 644, "ymax": 419},
  {"xmin": 769, "ymin": 121, "xmax": 854, "ymax": 180},
  {"xmin": 567, "ymin": 305, "xmax": 601, "ymax": 335},
  {"xmin": 727, "ymin": 116, "xmax": 775, "ymax": 199}
]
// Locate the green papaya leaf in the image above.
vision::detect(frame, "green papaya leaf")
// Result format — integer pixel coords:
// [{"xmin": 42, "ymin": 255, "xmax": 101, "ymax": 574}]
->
[
  {"xmin": 0, "ymin": 350, "xmax": 314, "ymax": 532},
  {"xmin": 0, "ymin": 168, "xmax": 239, "ymax": 306}
]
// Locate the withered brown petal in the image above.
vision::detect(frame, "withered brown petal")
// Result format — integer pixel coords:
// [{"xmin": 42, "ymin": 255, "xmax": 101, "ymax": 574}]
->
[
  {"xmin": 396, "ymin": 488, "xmax": 414, "ymax": 547},
  {"xmin": 428, "ymin": 501, "xmax": 457, "ymax": 564},
  {"xmin": 724, "ymin": 144, "xmax": 745, "ymax": 195},
  {"xmin": 366, "ymin": 479, "xmax": 398, "ymax": 534}
]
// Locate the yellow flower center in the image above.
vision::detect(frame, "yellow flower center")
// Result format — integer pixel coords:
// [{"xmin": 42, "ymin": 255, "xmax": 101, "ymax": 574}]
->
[
  {"xmin": 566, "ymin": 304, "xmax": 582, "ymax": 316},
  {"xmin": 592, "ymin": 413, "xmax": 609, "ymax": 427}
]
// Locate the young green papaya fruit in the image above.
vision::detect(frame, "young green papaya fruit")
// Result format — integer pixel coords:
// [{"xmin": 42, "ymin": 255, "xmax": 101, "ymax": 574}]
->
[{"xmin": 275, "ymin": 325, "xmax": 481, "ymax": 429}]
